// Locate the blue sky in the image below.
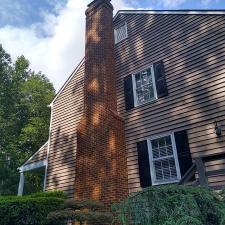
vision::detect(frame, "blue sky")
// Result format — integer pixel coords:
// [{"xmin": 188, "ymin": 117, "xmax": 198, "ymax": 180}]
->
[
  {"xmin": 127, "ymin": 0, "xmax": 225, "ymax": 10},
  {"xmin": 1, "ymin": 0, "xmax": 225, "ymax": 28},
  {"xmin": 0, "ymin": 0, "xmax": 67, "ymax": 28},
  {"xmin": 0, "ymin": 0, "xmax": 224, "ymax": 90}
]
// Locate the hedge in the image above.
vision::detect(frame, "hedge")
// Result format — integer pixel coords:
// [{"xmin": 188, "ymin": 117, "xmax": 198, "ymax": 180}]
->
[
  {"xmin": 0, "ymin": 191, "xmax": 66, "ymax": 225},
  {"xmin": 112, "ymin": 185, "xmax": 225, "ymax": 225},
  {"xmin": 47, "ymin": 199, "xmax": 113, "ymax": 224}
]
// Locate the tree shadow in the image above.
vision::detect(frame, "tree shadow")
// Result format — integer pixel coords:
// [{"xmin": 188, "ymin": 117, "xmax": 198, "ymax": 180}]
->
[
  {"xmin": 114, "ymin": 12, "xmax": 225, "ymax": 190},
  {"xmin": 45, "ymin": 63, "xmax": 85, "ymax": 198}
]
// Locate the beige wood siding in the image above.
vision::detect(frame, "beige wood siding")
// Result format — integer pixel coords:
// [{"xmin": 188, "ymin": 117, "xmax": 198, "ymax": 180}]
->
[
  {"xmin": 45, "ymin": 62, "xmax": 85, "ymax": 197},
  {"xmin": 114, "ymin": 14, "xmax": 225, "ymax": 192}
]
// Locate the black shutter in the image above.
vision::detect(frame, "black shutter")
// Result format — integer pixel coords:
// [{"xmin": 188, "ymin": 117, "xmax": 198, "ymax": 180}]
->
[
  {"xmin": 137, "ymin": 140, "xmax": 152, "ymax": 188},
  {"xmin": 124, "ymin": 75, "xmax": 134, "ymax": 110},
  {"xmin": 174, "ymin": 130, "xmax": 193, "ymax": 177},
  {"xmin": 153, "ymin": 60, "xmax": 168, "ymax": 98}
]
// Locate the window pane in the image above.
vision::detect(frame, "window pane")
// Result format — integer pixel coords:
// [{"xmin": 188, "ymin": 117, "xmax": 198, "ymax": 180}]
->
[
  {"xmin": 151, "ymin": 140, "xmax": 158, "ymax": 148},
  {"xmin": 159, "ymin": 147, "xmax": 167, "ymax": 157},
  {"xmin": 135, "ymin": 73, "xmax": 141, "ymax": 88},
  {"xmin": 141, "ymin": 73, "xmax": 148, "ymax": 85},
  {"xmin": 153, "ymin": 148, "xmax": 159, "ymax": 158},
  {"xmin": 158, "ymin": 137, "xmax": 165, "ymax": 147},
  {"xmin": 151, "ymin": 135, "xmax": 173, "ymax": 159},
  {"xmin": 167, "ymin": 145, "xmax": 173, "ymax": 156},
  {"xmin": 165, "ymin": 136, "xmax": 172, "ymax": 145},
  {"xmin": 156, "ymin": 169, "xmax": 163, "ymax": 180},
  {"xmin": 154, "ymin": 158, "xmax": 177, "ymax": 181}
]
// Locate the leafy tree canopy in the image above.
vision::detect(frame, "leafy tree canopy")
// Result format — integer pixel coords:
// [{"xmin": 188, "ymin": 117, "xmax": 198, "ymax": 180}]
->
[{"xmin": 0, "ymin": 44, "xmax": 55, "ymax": 195}]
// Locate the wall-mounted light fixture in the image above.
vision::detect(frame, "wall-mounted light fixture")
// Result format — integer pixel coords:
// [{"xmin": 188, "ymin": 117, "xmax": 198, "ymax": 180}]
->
[{"xmin": 214, "ymin": 121, "xmax": 224, "ymax": 136}]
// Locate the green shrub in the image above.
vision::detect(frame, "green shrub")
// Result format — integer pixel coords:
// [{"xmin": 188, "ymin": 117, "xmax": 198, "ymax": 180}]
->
[
  {"xmin": 28, "ymin": 190, "xmax": 67, "ymax": 199},
  {"xmin": 112, "ymin": 185, "xmax": 225, "ymax": 225},
  {"xmin": 47, "ymin": 199, "xmax": 113, "ymax": 225},
  {"xmin": 0, "ymin": 191, "xmax": 66, "ymax": 225}
]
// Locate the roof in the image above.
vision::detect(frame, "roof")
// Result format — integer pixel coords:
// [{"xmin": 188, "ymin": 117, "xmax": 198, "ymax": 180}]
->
[
  {"xmin": 114, "ymin": 10, "xmax": 225, "ymax": 21},
  {"xmin": 19, "ymin": 141, "xmax": 48, "ymax": 169},
  {"xmin": 49, "ymin": 58, "xmax": 85, "ymax": 107}
]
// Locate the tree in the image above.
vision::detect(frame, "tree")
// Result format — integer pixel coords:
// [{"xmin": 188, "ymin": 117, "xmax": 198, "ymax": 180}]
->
[{"xmin": 0, "ymin": 44, "xmax": 55, "ymax": 195}]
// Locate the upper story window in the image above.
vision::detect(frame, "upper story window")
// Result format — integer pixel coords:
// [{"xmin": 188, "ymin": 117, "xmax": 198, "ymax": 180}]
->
[
  {"xmin": 114, "ymin": 23, "xmax": 128, "ymax": 44},
  {"xmin": 124, "ymin": 61, "xmax": 168, "ymax": 110},
  {"xmin": 132, "ymin": 66, "xmax": 157, "ymax": 106}
]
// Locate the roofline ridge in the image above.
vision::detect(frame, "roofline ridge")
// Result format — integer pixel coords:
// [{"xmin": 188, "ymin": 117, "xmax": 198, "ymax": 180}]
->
[{"xmin": 114, "ymin": 9, "xmax": 225, "ymax": 21}]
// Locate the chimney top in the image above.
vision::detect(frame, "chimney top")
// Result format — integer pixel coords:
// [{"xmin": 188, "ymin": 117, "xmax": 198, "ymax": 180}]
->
[
  {"xmin": 87, "ymin": 0, "xmax": 111, "ymax": 8},
  {"xmin": 86, "ymin": 0, "xmax": 113, "ymax": 16}
]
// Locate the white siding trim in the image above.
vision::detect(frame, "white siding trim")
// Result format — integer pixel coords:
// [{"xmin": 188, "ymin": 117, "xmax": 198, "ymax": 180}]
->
[
  {"xmin": 19, "ymin": 141, "xmax": 48, "ymax": 168},
  {"xmin": 43, "ymin": 104, "xmax": 54, "ymax": 191},
  {"xmin": 151, "ymin": 65, "xmax": 158, "ymax": 100},
  {"xmin": 19, "ymin": 159, "xmax": 47, "ymax": 173},
  {"xmin": 171, "ymin": 133, "xmax": 182, "ymax": 181}
]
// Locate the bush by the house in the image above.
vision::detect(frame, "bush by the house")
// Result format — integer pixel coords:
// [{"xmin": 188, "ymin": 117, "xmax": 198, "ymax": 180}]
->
[
  {"xmin": 0, "ymin": 191, "xmax": 66, "ymax": 225},
  {"xmin": 112, "ymin": 185, "xmax": 225, "ymax": 225},
  {"xmin": 47, "ymin": 199, "xmax": 113, "ymax": 225}
]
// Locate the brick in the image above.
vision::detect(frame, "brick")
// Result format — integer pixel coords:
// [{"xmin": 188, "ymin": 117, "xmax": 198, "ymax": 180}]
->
[{"xmin": 74, "ymin": 0, "xmax": 129, "ymax": 209}]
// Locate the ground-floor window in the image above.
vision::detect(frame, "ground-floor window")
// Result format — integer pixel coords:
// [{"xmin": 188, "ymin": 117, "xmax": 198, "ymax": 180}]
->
[{"xmin": 148, "ymin": 133, "xmax": 181, "ymax": 185}]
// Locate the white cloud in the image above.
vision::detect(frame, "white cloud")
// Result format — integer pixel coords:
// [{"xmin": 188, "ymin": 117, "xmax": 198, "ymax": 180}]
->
[
  {"xmin": 161, "ymin": 0, "xmax": 187, "ymax": 8},
  {"xmin": 201, "ymin": 0, "xmax": 219, "ymax": 6},
  {"xmin": 0, "ymin": 0, "xmax": 131, "ymax": 91}
]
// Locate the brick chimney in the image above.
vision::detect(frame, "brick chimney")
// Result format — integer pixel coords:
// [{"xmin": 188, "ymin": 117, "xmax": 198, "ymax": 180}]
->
[{"xmin": 75, "ymin": 0, "xmax": 128, "ymax": 208}]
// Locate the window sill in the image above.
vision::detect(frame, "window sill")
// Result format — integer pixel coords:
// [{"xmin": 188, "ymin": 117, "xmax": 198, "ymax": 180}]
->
[
  {"xmin": 134, "ymin": 98, "xmax": 158, "ymax": 109},
  {"xmin": 115, "ymin": 37, "xmax": 128, "ymax": 45},
  {"xmin": 152, "ymin": 179, "xmax": 180, "ymax": 186}
]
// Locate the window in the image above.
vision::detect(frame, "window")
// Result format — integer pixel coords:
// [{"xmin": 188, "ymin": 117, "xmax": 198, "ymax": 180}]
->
[
  {"xmin": 132, "ymin": 66, "xmax": 157, "ymax": 106},
  {"xmin": 124, "ymin": 61, "xmax": 168, "ymax": 110},
  {"xmin": 114, "ymin": 23, "xmax": 128, "ymax": 44},
  {"xmin": 148, "ymin": 133, "xmax": 181, "ymax": 185},
  {"xmin": 137, "ymin": 130, "xmax": 192, "ymax": 188}
]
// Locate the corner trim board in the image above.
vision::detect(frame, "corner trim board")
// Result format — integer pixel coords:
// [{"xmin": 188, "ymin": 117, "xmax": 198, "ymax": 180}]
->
[{"xmin": 43, "ymin": 103, "xmax": 54, "ymax": 191}]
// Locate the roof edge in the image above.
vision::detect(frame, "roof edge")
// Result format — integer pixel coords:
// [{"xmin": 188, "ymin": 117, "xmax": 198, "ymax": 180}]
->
[
  {"xmin": 114, "ymin": 9, "xmax": 225, "ymax": 21},
  {"xmin": 50, "ymin": 57, "xmax": 85, "ymax": 107},
  {"xmin": 19, "ymin": 141, "xmax": 49, "ymax": 169}
]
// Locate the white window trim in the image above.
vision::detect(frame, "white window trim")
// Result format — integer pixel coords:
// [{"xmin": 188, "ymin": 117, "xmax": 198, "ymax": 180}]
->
[
  {"xmin": 114, "ymin": 22, "xmax": 128, "ymax": 44},
  {"xmin": 147, "ymin": 132, "xmax": 181, "ymax": 186},
  {"xmin": 132, "ymin": 65, "xmax": 158, "ymax": 107}
]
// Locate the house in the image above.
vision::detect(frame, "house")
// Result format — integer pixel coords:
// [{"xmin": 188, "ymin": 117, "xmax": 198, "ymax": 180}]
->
[{"xmin": 18, "ymin": 0, "xmax": 225, "ymax": 208}]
